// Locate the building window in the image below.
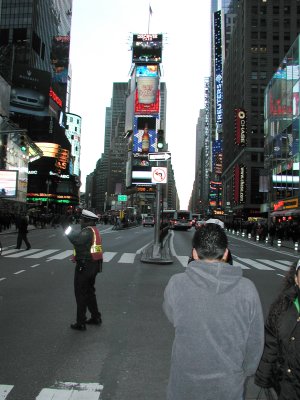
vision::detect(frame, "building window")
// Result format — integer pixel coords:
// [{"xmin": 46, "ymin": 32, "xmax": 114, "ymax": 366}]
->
[
  {"xmin": 284, "ymin": 32, "xmax": 290, "ymax": 41},
  {"xmin": 252, "ymin": 97, "xmax": 259, "ymax": 106},
  {"xmin": 251, "ymin": 126, "xmax": 258, "ymax": 134},
  {"xmin": 13, "ymin": 28, "xmax": 27, "ymax": 43},
  {"xmin": 252, "ymin": 58, "xmax": 258, "ymax": 66},
  {"xmin": 70, "ymin": 117, "xmax": 73, "ymax": 122},
  {"xmin": 273, "ymin": 6, "xmax": 279, "ymax": 14},
  {"xmin": 273, "ymin": 19, "xmax": 279, "ymax": 27},
  {"xmin": 260, "ymin": 6, "xmax": 267, "ymax": 15},
  {"xmin": 251, "ymin": 46, "xmax": 258, "ymax": 53},
  {"xmin": 0, "ymin": 29, "xmax": 9, "ymax": 46},
  {"xmin": 284, "ymin": 6, "xmax": 291, "ymax": 14},
  {"xmin": 251, "ymin": 31, "xmax": 258, "ymax": 39},
  {"xmin": 251, "ymin": 19, "xmax": 258, "ymax": 27},
  {"xmin": 251, "ymin": 154, "xmax": 258, "ymax": 162},
  {"xmin": 284, "ymin": 19, "xmax": 290, "ymax": 27},
  {"xmin": 75, "ymin": 127, "xmax": 77, "ymax": 132},
  {"xmin": 260, "ymin": 71, "xmax": 267, "ymax": 79},
  {"xmin": 260, "ymin": 46, "xmax": 267, "ymax": 53},
  {"xmin": 260, "ymin": 31, "xmax": 267, "ymax": 39},
  {"xmin": 273, "ymin": 32, "xmax": 279, "ymax": 40},
  {"xmin": 251, "ymin": 71, "xmax": 258, "ymax": 79},
  {"xmin": 252, "ymin": 6, "xmax": 258, "ymax": 14},
  {"xmin": 273, "ymin": 45, "xmax": 279, "ymax": 53},
  {"xmin": 260, "ymin": 57, "xmax": 267, "ymax": 66},
  {"xmin": 41, "ymin": 43, "xmax": 45, "ymax": 60},
  {"xmin": 260, "ymin": 18, "xmax": 266, "ymax": 27},
  {"xmin": 273, "ymin": 58, "xmax": 279, "ymax": 67},
  {"xmin": 251, "ymin": 84, "xmax": 258, "ymax": 93},
  {"xmin": 32, "ymin": 31, "xmax": 41, "ymax": 54}
]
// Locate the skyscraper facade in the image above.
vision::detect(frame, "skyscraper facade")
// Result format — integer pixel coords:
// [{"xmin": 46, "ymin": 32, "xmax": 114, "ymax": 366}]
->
[
  {"xmin": 222, "ymin": 0, "xmax": 300, "ymax": 220},
  {"xmin": 0, "ymin": 0, "xmax": 78, "ymax": 211}
]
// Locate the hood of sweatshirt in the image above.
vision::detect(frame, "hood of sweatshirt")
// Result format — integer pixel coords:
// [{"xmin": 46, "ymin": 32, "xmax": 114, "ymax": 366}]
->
[{"xmin": 186, "ymin": 259, "xmax": 243, "ymax": 294}]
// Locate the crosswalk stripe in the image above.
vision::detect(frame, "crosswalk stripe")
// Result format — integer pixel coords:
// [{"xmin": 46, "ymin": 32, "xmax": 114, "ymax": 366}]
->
[
  {"xmin": 36, "ymin": 382, "xmax": 102, "ymax": 400},
  {"xmin": 236, "ymin": 257, "xmax": 274, "ymax": 270},
  {"xmin": 0, "ymin": 384, "xmax": 13, "ymax": 399},
  {"xmin": 25, "ymin": 249, "xmax": 60, "ymax": 258},
  {"xmin": 232, "ymin": 260, "xmax": 250, "ymax": 269},
  {"xmin": 275, "ymin": 260, "xmax": 292, "ymax": 266},
  {"xmin": 256, "ymin": 259, "xmax": 290, "ymax": 271},
  {"xmin": 103, "ymin": 252, "xmax": 117, "ymax": 262},
  {"xmin": 177, "ymin": 255, "xmax": 189, "ymax": 267},
  {"xmin": 5, "ymin": 249, "xmax": 42, "ymax": 258},
  {"xmin": 118, "ymin": 253, "xmax": 136, "ymax": 263},
  {"xmin": 1, "ymin": 249, "xmax": 22, "ymax": 255},
  {"xmin": 47, "ymin": 250, "xmax": 73, "ymax": 260}
]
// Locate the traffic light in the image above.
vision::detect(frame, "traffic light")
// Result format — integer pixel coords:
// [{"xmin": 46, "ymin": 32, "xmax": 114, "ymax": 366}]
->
[
  {"xmin": 19, "ymin": 135, "xmax": 27, "ymax": 152},
  {"xmin": 157, "ymin": 129, "xmax": 165, "ymax": 150}
]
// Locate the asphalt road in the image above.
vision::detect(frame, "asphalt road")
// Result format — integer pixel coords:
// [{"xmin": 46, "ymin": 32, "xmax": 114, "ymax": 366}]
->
[{"xmin": 0, "ymin": 224, "xmax": 298, "ymax": 399}]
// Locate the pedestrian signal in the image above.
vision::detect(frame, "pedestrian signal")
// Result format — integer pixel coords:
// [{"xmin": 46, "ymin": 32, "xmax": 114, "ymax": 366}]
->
[{"xmin": 157, "ymin": 129, "xmax": 165, "ymax": 150}]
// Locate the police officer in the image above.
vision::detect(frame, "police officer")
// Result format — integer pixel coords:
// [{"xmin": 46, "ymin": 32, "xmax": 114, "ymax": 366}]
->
[{"xmin": 64, "ymin": 209, "xmax": 103, "ymax": 331}]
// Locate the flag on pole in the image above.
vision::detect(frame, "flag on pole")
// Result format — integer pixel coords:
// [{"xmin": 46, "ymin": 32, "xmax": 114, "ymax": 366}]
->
[{"xmin": 149, "ymin": 5, "xmax": 153, "ymax": 16}]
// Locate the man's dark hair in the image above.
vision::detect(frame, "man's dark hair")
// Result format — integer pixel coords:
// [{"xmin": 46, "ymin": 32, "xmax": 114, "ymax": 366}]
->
[{"xmin": 192, "ymin": 224, "xmax": 228, "ymax": 260}]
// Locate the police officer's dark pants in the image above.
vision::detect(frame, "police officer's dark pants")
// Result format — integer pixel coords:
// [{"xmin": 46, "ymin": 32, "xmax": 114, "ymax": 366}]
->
[
  {"xmin": 16, "ymin": 232, "xmax": 31, "ymax": 249},
  {"xmin": 74, "ymin": 261, "xmax": 101, "ymax": 324}
]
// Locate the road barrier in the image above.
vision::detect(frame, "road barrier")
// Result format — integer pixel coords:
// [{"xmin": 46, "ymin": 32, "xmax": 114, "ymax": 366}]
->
[
  {"xmin": 295, "ymin": 242, "xmax": 299, "ymax": 252},
  {"xmin": 277, "ymin": 238, "xmax": 282, "ymax": 247}
]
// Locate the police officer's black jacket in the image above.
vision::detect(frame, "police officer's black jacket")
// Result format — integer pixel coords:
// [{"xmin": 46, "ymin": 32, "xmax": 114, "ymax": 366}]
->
[{"xmin": 255, "ymin": 286, "xmax": 300, "ymax": 400}]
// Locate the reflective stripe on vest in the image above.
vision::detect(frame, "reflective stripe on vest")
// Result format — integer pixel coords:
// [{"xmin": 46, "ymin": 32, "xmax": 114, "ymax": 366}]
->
[
  {"xmin": 72, "ymin": 226, "xmax": 103, "ymax": 261},
  {"xmin": 89, "ymin": 226, "xmax": 103, "ymax": 260}
]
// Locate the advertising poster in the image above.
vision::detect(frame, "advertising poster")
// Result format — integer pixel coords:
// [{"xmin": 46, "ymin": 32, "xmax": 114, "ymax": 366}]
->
[
  {"xmin": 10, "ymin": 65, "xmax": 51, "ymax": 116},
  {"xmin": 0, "ymin": 170, "xmax": 18, "ymax": 197},
  {"xmin": 132, "ymin": 34, "xmax": 163, "ymax": 64},
  {"xmin": 133, "ymin": 116, "xmax": 159, "ymax": 153}
]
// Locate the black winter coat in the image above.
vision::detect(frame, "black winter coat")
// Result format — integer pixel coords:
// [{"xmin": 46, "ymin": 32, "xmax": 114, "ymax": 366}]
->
[{"xmin": 255, "ymin": 287, "xmax": 300, "ymax": 400}]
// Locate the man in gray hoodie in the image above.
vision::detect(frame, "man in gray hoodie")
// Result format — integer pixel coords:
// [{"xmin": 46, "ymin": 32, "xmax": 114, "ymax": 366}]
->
[{"xmin": 163, "ymin": 223, "xmax": 264, "ymax": 400}]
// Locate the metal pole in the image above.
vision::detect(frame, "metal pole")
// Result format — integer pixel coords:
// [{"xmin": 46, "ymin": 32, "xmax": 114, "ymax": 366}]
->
[{"xmin": 154, "ymin": 182, "xmax": 161, "ymax": 247}]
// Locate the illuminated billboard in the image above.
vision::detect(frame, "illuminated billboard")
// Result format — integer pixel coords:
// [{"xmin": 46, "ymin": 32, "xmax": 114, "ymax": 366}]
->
[
  {"xmin": 0, "ymin": 170, "xmax": 18, "ymax": 197},
  {"xmin": 133, "ymin": 116, "xmax": 158, "ymax": 153},
  {"xmin": 136, "ymin": 65, "xmax": 158, "ymax": 77},
  {"xmin": 235, "ymin": 109, "xmax": 247, "ymax": 146},
  {"xmin": 134, "ymin": 89, "xmax": 159, "ymax": 115},
  {"xmin": 10, "ymin": 66, "xmax": 51, "ymax": 117},
  {"xmin": 132, "ymin": 34, "xmax": 162, "ymax": 64},
  {"xmin": 50, "ymin": 36, "xmax": 70, "ymax": 84}
]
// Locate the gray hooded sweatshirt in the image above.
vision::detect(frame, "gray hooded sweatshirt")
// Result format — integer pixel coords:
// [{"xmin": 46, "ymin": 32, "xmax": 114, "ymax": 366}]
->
[{"xmin": 163, "ymin": 260, "xmax": 264, "ymax": 400}]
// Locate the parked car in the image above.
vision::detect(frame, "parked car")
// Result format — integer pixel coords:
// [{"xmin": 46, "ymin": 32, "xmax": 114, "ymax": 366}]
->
[{"xmin": 143, "ymin": 216, "xmax": 155, "ymax": 227}]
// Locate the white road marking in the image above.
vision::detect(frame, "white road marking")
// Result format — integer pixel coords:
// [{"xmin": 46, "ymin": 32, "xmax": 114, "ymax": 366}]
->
[
  {"xmin": 236, "ymin": 258, "xmax": 274, "ymax": 270},
  {"xmin": 0, "ymin": 385, "xmax": 13, "ymax": 399},
  {"xmin": 36, "ymin": 382, "xmax": 103, "ymax": 400},
  {"xmin": 25, "ymin": 249, "xmax": 59, "ymax": 258},
  {"xmin": 14, "ymin": 270, "xmax": 25, "ymax": 275},
  {"xmin": 136, "ymin": 242, "xmax": 153, "ymax": 254},
  {"xmin": 275, "ymin": 260, "xmax": 292, "ymax": 266},
  {"xmin": 256, "ymin": 259, "xmax": 290, "ymax": 271},
  {"xmin": 232, "ymin": 260, "xmax": 250, "ymax": 269},
  {"xmin": 30, "ymin": 264, "xmax": 40, "ymax": 268},
  {"xmin": 47, "ymin": 250, "xmax": 73, "ymax": 260},
  {"xmin": 1, "ymin": 249, "xmax": 22, "ymax": 255},
  {"xmin": 6, "ymin": 249, "xmax": 42, "ymax": 257},
  {"xmin": 176, "ymin": 255, "xmax": 189, "ymax": 267},
  {"xmin": 103, "ymin": 252, "xmax": 117, "ymax": 262},
  {"xmin": 0, "ymin": 277, "xmax": 6, "ymax": 282},
  {"xmin": 118, "ymin": 253, "xmax": 136, "ymax": 263}
]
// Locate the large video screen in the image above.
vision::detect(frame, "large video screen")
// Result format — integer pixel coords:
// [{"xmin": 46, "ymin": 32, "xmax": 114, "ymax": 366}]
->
[
  {"xmin": 132, "ymin": 34, "xmax": 162, "ymax": 64},
  {"xmin": 0, "ymin": 170, "xmax": 18, "ymax": 197}
]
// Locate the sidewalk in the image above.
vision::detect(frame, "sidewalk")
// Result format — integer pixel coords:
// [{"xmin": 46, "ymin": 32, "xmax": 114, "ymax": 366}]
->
[{"xmin": 227, "ymin": 229, "xmax": 299, "ymax": 253}]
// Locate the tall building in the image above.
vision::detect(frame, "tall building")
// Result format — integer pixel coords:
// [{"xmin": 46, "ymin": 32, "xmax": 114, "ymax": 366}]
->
[
  {"xmin": 222, "ymin": 0, "xmax": 300, "ymax": 221},
  {"xmin": 0, "ymin": 0, "xmax": 77, "ymax": 211}
]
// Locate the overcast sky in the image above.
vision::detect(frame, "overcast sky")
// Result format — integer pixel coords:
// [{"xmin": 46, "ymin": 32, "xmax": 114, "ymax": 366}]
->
[{"xmin": 69, "ymin": 0, "xmax": 211, "ymax": 209}]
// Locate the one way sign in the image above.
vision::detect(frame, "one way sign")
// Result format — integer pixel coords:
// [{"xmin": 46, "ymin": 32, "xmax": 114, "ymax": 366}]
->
[{"xmin": 148, "ymin": 151, "xmax": 171, "ymax": 161}]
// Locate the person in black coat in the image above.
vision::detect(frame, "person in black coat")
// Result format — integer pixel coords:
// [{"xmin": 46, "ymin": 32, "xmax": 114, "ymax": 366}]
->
[
  {"xmin": 15, "ymin": 213, "xmax": 31, "ymax": 250},
  {"xmin": 255, "ymin": 260, "xmax": 300, "ymax": 400}
]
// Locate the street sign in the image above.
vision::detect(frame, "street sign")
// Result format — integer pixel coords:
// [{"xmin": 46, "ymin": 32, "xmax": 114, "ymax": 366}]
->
[
  {"xmin": 151, "ymin": 167, "xmax": 167, "ymax": 184},
  {"xmin": 148, "ymin": 151, "xmax": 171, "ymax": 162},
  {"xmin": 118, "ymin": 195, "xmax": 127, "ymax": 202}
]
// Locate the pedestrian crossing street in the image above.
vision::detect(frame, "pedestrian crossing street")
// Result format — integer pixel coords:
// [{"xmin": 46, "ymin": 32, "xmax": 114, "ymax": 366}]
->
[
  {"xmin": 0, "ymin": 247, "xmax": 294, "ymax": 272},
  {"xmin": 0, "ymin": 382, "xmax": 103, "ymax": 399}
]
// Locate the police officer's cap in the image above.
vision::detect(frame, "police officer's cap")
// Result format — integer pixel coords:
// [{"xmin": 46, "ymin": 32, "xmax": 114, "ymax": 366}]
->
[{"xmin": 81, "ymin": 209, "xmax": 98, "ymax": 220}]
